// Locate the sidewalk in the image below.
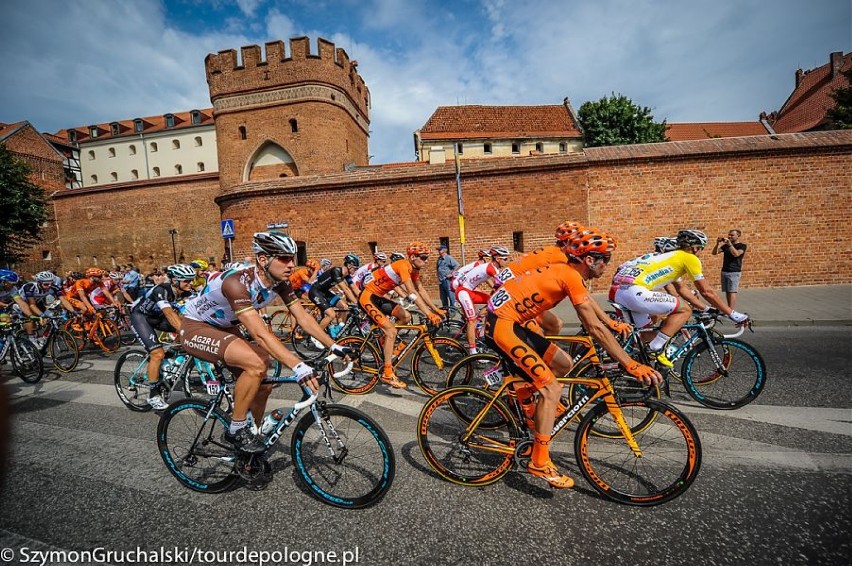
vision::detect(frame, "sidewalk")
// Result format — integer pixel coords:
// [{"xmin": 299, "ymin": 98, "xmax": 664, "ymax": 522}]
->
[{"xmin": 551, "ymin": 284, "xmax": 852, "ymax": 329}]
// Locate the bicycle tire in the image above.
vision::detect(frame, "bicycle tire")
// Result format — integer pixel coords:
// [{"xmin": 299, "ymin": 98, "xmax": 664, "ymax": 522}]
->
[
  {"xmin": 435, "ymin": 318, "xmax": 465, "ymax": 340},
  {"xmin": 11, "ymin": 338, "xmax": 44, "ymax": 383},
  {"xmin": 411, "ymin": 336, "xmax": 467, "ymax": 395},
  {"xmin": 417, "ymin": 386, "xmax": 519, "ymax": 487},
  {"xmin": 157, "ymin": 398, "xmax": 238, "ymax": 493},
  {"xmin": 575, "ymin": 399, "xmax": 701, "ymax": 506},
  {"xmin": 49, "ymin": 329, "xmax": 80, "ymax": 373},
  {"xmin": 63, "ymin": 318, "xmax": 86, "ymax": 350},
  {"xmin": 269, "ymin": 309, "xmax": 292, "ymax": 340},
  {"xmin": 93, "ymin": 319, "xmax": 121, "ymax": 353},
  {"xmin": 681, "ymin": 338, "xmax": 766, "ymax": 409},
  {"xmin": 327, "ymin": 336, "xmax": 381, "ymax": 394},
  {"xmin": 114, "ymin": 349, "xmax": 153, "ymax": 411},
  {"xmin": 181, "ymin": 360, "xmax": 234, "ymax": 413},
  {"xmin": 116, "ymin": 313, "xmax": 137, "ymax": 346},
  {"xmin": 445, "ymin": 352, "xmax": 502, "ymax": 389},
  {"xmin": 291, "ymin": 404, "xmax": 395, "ymax": 508},
  {"xmin": 289, "ymin": 324, "xmax": 327, "ymax": 362}
]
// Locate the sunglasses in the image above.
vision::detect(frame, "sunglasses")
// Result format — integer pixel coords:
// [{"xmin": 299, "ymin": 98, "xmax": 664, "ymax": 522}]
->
[
  {"xmin": 417, "ymin": 254, "xmax": 430, "ymax": 261},
  {"xmin": 275, "ymin": 255, "xmax": 295, "ymax": 263},
  {"xmin": 588, "ymin": 253, "xmax": 612, "ymax": 265}
]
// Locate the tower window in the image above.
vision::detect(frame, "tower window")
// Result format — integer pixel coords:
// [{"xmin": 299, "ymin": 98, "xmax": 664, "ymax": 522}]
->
[
  {"xmin": 110, "ymin": 172, "xmax": 118, "ymax": 181},
  {"xmin": 239, "ymin": 126, "xmax": 247, "ymax": 140},
  {"xmin": 88, "ymin": 150, "xmax": 95, "ymax": 160},
  {"xmin": 290, "ymin": 119, "xmax": 298, "ymax": 133},
  {"xmin": 131, "ymin": 169, "xmax": 139, "ymax": 180},
  {"xmin": 191, "ymin": 110, "xmax": 201, "ymax": 125},
  {"xmin": 68, "ymin": 130, "xmax": 77, "ymax": 143},
  {"xmin": 90, "ymin": 174, "xmax": 98, "ymax": 183},
  {"xmin": 110, "ymin": 122, "xmax": 120, "ymax": 136},
  {"xmin": 89, "ymin": 126, "xmax": 99, "ymax": 138},
  {"xmin": 535, "ymin": 142, "xmax": 544, "ymax": 153},
  {"xmin": 559, "ymin": 142, "xmax": 567, "ymax": 153},
  {"xmin": 484, "ymin": 143, "xmax": 492, "ymax": 154},
  {"xmin": 511, "ymin": 142, "xmax": 520, "ymax": 154}
]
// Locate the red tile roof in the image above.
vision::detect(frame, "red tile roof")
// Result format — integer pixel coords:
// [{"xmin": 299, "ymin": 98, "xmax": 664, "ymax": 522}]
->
[
  {"xmin": 419, "ymin": 104, "xmax": 582, "ymax": 140},
  {"xmin": 0, "ymin": 121, "xmax": 27, "ymax": 141},
  {"xmin": 666, "ymin": 122, "xmax": 769, "ymax": 141},
  {"xmin": 771, "ymin": 52, "xmax": 851, "ymax": 133},
  {"xmin": 55, "ymin": 108, "xmax": 215, "ymax": 143}
]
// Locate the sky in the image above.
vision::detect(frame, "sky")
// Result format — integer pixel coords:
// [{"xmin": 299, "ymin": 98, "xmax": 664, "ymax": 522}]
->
[{"xmin": 1, "ymin": 0, "xmax": 849, "ymax": 164}]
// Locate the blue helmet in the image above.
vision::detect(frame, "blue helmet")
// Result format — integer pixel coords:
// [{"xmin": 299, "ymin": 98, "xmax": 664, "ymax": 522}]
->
[
  {"xmin": 0, "ymin": 269, "xmax": 20, "ymax": 284},
  {"xmin": 343, "ymin": 253, "xmax": 361, "ymax": 267}
]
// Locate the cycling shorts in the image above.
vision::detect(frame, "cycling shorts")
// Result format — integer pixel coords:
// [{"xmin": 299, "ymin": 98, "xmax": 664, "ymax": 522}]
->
[
  {"xmin": 358, "ymin": 291, "xmax": 399, "ymax": 327},
  {"xmin": 455, "ymin": 287, "xmax": 491, "ymax": 321},
  {"xmin": 130, "ymin": 310, "xmax": 174, "ymax": 353},
  {"xmin": 308, "ymin": 287, "xmax": 341, "ymax": 313},
  {"xmin": 179, "ymin": 317, "xmax": 244, "ymax": 365},
  {"xmin": 612, "ymin": 284, "xmax": 680, "ymax": 328},
  {"xmin": 483, "ymin": 312, "xmax": 559, "ymax": 390}
]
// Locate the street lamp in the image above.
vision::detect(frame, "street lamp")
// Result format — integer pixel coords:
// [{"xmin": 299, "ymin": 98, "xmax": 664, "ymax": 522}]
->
[{"xmin": 169, "ymin": 229, "xmax": 178, "ymax": 263}]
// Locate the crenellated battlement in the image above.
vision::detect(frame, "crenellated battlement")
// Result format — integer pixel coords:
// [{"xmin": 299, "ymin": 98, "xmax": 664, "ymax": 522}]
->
[{"xmin": 205, "ymin": 36, "xmax": 370, "ymax": 121}]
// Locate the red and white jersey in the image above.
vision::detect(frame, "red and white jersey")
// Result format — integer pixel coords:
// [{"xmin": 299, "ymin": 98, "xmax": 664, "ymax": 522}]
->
[
  {"xmin": 89, "ymin": 278, "xmax": 116, "ymax": 306},
  {"xmin": 452, "ymin": 261, "xmax": 498, "ymax": 291},
  {"xmin": 352, "ymin": 262, "xmax": 381, "ymax": 291}
]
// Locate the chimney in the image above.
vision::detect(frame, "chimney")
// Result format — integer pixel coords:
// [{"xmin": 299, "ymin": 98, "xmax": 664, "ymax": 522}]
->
[
  {"xmin": 830, "ymin": 51, "xmax": 843, "ymax": 79},
  {"xmin": 795, "ymin": 68, "xmax": 804, "ymax": 88}
]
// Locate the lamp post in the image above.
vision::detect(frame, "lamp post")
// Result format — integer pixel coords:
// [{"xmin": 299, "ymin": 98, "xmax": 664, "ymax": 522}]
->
[{"xmin": 169, "ymin": 229, "xmax": 178, "ymax": 263}]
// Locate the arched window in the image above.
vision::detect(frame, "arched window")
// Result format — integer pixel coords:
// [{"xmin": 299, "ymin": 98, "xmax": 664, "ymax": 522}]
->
[
  {"xmin": 197, "ymin": 162, "xmax": 205, "ymax": 172},
  {"xmin": 88, "ymin": 150, "xmax": 95, "ymax": 160},
  {"xmin": 172, "ymin": 139, "xmax": 180, "ymax": 150},
  {"xmin": 239, "ymin": 126, "xmax": 247, "ymax": 140},
  {"xmin": 175, "ymin": 164, "xmax": 183, "ymax": 175},
  {"xmin": 131, "ymin": 169, "xmax": 139, "ymax": 180},
  {"xmin": 152, "ymin": 167, "xmax": 160, "ymax": 177},
  {"xmin": 245, "ymin": 141, "xmax": 298, "ymax": 181},
  {"xmin": 90, "ymin": 174, "xmax": 98, "ymax": 183},
  {"xmin": 150, "ymin": 142, "xmax": 158, "ymax": 152},
  {"xmin": 110, "ymin": 172, "xmax": 118, "ymax": 181},
  {"xmin": 108, "ymin": 148, "xmax": 116, "ymax": 158},
  {"xmin": 129, "ymin": 144, "xmax": 136, "ymax": 155},
  {"xmin": 194, "ymin": 136, "xmax": 202, "ymax": 147}
]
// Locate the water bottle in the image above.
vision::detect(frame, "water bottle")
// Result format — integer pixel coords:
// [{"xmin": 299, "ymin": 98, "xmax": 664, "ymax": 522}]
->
[{"xmin": 260, "ymin": 408, "xmax": 286, "ymax": 435}]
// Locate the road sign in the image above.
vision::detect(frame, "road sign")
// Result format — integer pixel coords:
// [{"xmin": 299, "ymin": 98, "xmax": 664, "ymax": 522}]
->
[
  {"xmin": 266, "ymin": 222, "xmax": 289, "ymax": 229},
  {"xmin": 221, "ymin": 219, "xmax": 235, "ymax": 239}
]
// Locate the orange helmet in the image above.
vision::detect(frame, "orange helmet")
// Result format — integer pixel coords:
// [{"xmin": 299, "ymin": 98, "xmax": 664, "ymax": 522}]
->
[
  {"xmin": 305, "ymin": 259, "xmax": 320, "ymax": 271},
  {"xmin": 556, "ymin": 221, "xmax": 585, "ymax": 242},
  {"xmin": 566, "ymin": 228, "xmax": 617, "ymax": 258},
  {"xmin": 85, "ymin": 267, "xmax": 106, "ymax": 278},
  {"xmin": 406, "ymin": 241, "xmax": 430, "ymax": 257}
]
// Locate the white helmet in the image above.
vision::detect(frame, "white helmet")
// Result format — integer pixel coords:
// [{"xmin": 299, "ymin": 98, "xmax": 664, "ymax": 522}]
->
[
  {"xmin": 166, "ymin": 264, "xmax": 196, "ymax": 281},
  {"xmin": 676, "ymin": 230, "xmax": 708, "ymax": 249},
  {"xmin": 34, "ymin": 271, "xmax": 55, "ymax": 283},
  {"xmin": 252, "ymin": 231, "xmax": 298, "ymax": 256}
]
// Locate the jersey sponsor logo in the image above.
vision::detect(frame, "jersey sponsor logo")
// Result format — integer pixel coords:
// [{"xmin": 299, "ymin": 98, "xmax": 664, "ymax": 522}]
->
[
  {"xmin": 514, "ymin": 292, "xmax": 544, "ymax": 316},
  {"xmin": 510, "ymin": 344, "xmax": 546, "ymax": 378},
  {"xmin": 643, "ymin": 267, "xmax": 674, "ymax": 284},
  {"xmin": 184, "ymin": 334, "xmax": 222, "ymax": 354}
]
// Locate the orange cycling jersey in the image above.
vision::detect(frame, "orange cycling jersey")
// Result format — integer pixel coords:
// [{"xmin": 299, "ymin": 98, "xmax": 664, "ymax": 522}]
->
[
  {"xmin": 489, "ymin": 263, "xmax": 589, "ymax": 324},
  {"xmin": 364, "ymin": 259, "xmax": 419, "ymax": 296},
  {"xmin": 497, "ymin": 246, "xmax": 568, "ymax": 284},
  {"xmin": 64, "ymin": 278, "xmax": 102, "ymax": 301},
  {"xmin": 289, "ymin": 268, "xmax": 312, "ymax": 290}
]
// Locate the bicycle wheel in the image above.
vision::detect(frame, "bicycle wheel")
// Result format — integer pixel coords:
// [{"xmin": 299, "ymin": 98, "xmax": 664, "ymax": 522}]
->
[
  {"xmin": 681, "ymin": 338, "xmax": 766, "ymax": 409},
  {"xmin": 11, "ymin": 338, "xmax": 44, "ymax": 383},
  {"xmin": 157, "ymin": 398, "xmax": 238, "ymax": 493},
  {"xmin": 291, "ymin": 404, "xmax": 394, "ymax": 508},
  {"xmin": 269, "ymin": 309, "xmax": 292, "ymax": 340},
  {"xmin": 115, "ymin": 313, "xmax": 137, "ymax": 346},
  {"xmin": 575, "ymin": 399, "xmax": 701, "ymax": 506},
  {"xmin": 327, "ymin": 336, "xmax": 381, "ymax": 394},
  {"xmin": 63, "ymin": 318, "xmax": 86, "ymax": 350},
  {"xmin": 181, "ymin": 361, "xmax": 234, "ymax": 413},
  {"xmin": 289, "ymin": 324, "xmax": 327, "ymax": 361},
  {"xmin": 445, "ymin": 352, "xmax": 502, "ymax": 389},
  {"xmin": 114, "ymin": 349, "xmax": 153, "ymax": 411},
  {"xmin": 49, "ymin": 329, "xmax": 80, "ymax": 372},
  {"xmin": 93, "ymin": 319, "xmax": 121, "ymax": 353},
  {"xmin": 435, "ymin": 318, "xmax": 465, "ymax": 340},
  {"xmin": 417, "ymin": 386, "xmax": 519, "ymax": 487},
  {"xmin": 411, "ymin": 337, "xmax": 467, "ymax": 395}
]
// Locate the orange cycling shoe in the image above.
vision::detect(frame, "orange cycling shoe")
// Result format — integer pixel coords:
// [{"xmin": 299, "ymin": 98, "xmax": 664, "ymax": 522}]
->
[
  {"xmin": 527, "ymin": 461, "xmax": 575, "ymax": 489},
  {"xmin": 380, "ymin": 369, "xmax": 407, "ymax": 389}
]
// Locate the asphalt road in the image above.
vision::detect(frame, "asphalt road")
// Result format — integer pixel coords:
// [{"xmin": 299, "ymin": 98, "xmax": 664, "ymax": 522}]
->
[{"xmin": 1, "ymin": 327, "xmax": 850, "ymax": 566}]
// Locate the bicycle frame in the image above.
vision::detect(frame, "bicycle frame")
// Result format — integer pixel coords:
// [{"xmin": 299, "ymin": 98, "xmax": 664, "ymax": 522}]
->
[{"xmin": 366, "ymin": 323, "xmax": 445, "ymax": 372}]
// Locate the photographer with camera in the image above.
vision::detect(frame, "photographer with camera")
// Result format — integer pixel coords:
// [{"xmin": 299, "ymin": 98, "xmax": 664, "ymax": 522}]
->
[{"xmin": 712, "ymin": 229, "xmax": 747, "ymax": 309}]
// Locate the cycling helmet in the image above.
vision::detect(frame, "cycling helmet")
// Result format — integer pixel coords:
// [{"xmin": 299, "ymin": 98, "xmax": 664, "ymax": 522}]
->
[
  {"xmin": 407, "ymin": 242, "xmax": 430, "ymax": 256},
  {"xmin": 373, "ymin": 252, "xmax": 388, "ymax": 262},
  {"xmin": 343, "ymin": 253, "xmax": 361, "ymax": 267},
  {"xmin": 0, "ymin": 269, "xmax": 20, "ymax": 284},
  {"xmin": 85, "ymin": 267, "xmax": 106, "ymax": 278},
  {"xmin": 489, "ymin": 246, "xmax": 510, "ymax": 258},
  {"xmin": 166, "ymin": 264, "xmax": 196, "ymax": 281},
  {"xmin": 555, "ymin": 221, "xmax": 585, "ymax": 242},
  {"xmin": 190, "ymin": 258, "xmax": 209, "ymax": 270},
  {"xmin": 654, "ymin": 236, "xmax": 679, "ymax": 254},
  {"xmin": 676, "ymin": 229, "xmax": 708, "ymax": 249},
  {"xmin": 320, "ymin": 258, "xmax": 332, "ymax": 269},
  {"xmin": 305, "ymin": 259, "xmax": 320, "ymax": 271},
  {"xmin": 223, "ymin": 262, "xmax": 244, "ymax": 270},
  {"xmin": 390, "ymin": 252, "xmax": 405, "ymax": 262},
  {"xmin": 252, "ymin": 231, "xmax": 298, "ymax": 256},
  {"xmin": 477, "ymin": 249, "xmax": 492, "ymax": 259},
  {"xmin": 108, "ymin": 271, "xmax": 122, "ymax": 280},
  {"xmin": 566, "ymin": 228, "xmax": 617, "ymax": 258},
  {"xmin": 69, "ymin": 271, "xmax": 83, "ymax": 280},
  {"xmin": 34, "ymin": 271, "xmax": 55, "ymax": 283}
]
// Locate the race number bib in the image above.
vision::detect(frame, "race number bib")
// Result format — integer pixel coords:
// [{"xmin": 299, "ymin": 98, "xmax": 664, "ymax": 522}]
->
[
  {"xmin": 495, "ymin": 268, "xmax": 515, "ymax": 283},
  {"xmin": 489, "ymin": 287, "xmax": 512, "ymax": 310}
]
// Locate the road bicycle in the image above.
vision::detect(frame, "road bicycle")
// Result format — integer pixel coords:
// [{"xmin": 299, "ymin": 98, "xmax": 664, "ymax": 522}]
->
[
  {"xmin": 326, "ymin": 313, "xmax": 466, "ymax": 396},
  {"xmin": 101, "ymin": 305, "xmax": 137, "ymax": 346},
  {"xmin": 64, "ymin": 310, "xmax": 121, "ymax": 353},
  {"xmin": 266, "ymin": 298, "xmax": 320, "ymax": 341},
  {"xmin": 0, "ymin": 319, "xmax": 44, "ymax": 383},
  {"xmin": 157, "ymin": 355, "xmax": 395, "ymax": 508},
  {"xmin": 417, "ymin": 361, "xmax": 701, "ymax": 506},
  {"xmin": 613, "ymin": 305, "xmax": 766, "ymax": 410},
  {"xmin": 20, "ymin": 310, "xmax": 80, "ymax": 373},
  {"xmin": 114, "ymin": 342, "xmax": 231, "ymax": 412}
]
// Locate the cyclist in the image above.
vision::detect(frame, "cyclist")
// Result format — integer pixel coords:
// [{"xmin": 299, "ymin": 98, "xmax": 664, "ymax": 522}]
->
[
  {"xmin": 358, "ymin": 242, "xmax": 444, "ymax": 388},
  {"xmin": 317, "ymin": 258, "xmax": 332, "ymax": 277},
  {"xmin": 484, "ymin": 228, "xmax": 661, "ymax": 489},
  {"xmin": 352, "ymin": 252, "xmax": 388, "ymax": 293},
  {"xmin": 64, "ymin": 268, "xmax": 115, "ymax": 315},
  {"xmin": 21, "ymin": 271, "xmax": 74, "ymax": 318},
  {"xmin": 90, "ymin": 271, "xmax": 128, "ymax": 311},
  {"xmin": 190, "ymin": 259, "xmax": 210, "ymax": 292},
  {"xmin": 179, "ymin": 232, "xmax": 352, "ymax": 453},
  {"xmin": 610, "ymin": 229, "xmax": 749, "ymax": 367},
  {"xmin": 289, "ymin": 259, "xmax": 320, "ymax": 299},
  {"xmin": 389, "ymin": 252, "xmax": 405, "ymax": 262},
  {"xmin": 0, "ymin": 270, "xmax": 39, "ymax": 335},
  {"xmin": 308, "ymin": 254, "xmax": 360, "ymax": 338},
  {"xmin": 129, "ymin": 264, "xmax": 196, "ymax": 410},
  {"xmin": 452, "ymin": 245, "xmax": 510, "ymax": 355}
]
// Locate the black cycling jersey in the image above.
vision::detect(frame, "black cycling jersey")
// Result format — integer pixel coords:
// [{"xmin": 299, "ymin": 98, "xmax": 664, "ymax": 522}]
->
[
  {"xmin": 133, "ymin": 284, "xmax": 188, "ymax": 322},
  {"xmin": 20, "ymin": 281, "xmax": 62, "ymax": 306},
  {"xmin": 313, "ymin": 267, "xmax": 345, "ymax": 294}
]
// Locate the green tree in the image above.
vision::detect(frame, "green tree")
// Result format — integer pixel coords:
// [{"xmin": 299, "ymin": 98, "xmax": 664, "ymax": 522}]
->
[
  {"xmin": 826, "ymin": 69, "xmax": 852, "ymax": 129},
  {"xmin": 578, "ymin": 93, "xmax": 667, "ymax": 147},
  {"xmin": 0, "ymin": 143, "xmax": 49, "ymax": 267}
]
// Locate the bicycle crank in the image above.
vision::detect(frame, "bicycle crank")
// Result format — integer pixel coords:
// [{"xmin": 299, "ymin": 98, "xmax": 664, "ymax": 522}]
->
[
  {"xmin": 513, "ymin": 439, "xmax": 533, "ymax": 468},
  {"xmin": 235, "ymin": 454, "xmax": 273, "ymax": 490}
]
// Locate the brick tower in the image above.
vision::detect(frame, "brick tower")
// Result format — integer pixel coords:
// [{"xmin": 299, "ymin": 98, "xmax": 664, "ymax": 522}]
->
[{"xmin": 205, "ymin": 37, "xmax": 370, "ymax": 191}]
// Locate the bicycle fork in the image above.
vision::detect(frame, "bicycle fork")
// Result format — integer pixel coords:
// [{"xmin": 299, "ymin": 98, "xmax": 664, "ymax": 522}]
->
[{"xmin": 310, "ymin": 403, "xmax": 348, "ymax": 464}]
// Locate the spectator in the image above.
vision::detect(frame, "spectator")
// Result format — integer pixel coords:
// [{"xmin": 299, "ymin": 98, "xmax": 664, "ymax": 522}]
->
[
  {"xmin": 436, "ymin": 244, "xmax": 459, "ymax": 310},
  {"xmin": 122, "ymin": 264, "xmax": 141, "ymax": 300},
  {"xmin": 712, "ymin": 229, "xmax": 747, "ymax": 309}
]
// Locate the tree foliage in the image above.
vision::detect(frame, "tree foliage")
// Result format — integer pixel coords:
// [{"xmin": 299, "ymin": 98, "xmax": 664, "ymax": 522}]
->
[
  {"xmin": 826, "ymin": 69, "xmax": 852, "ymax": 129},
  {"xmin": 0, "ymin": 144, "xmax": 49, "ymax": 266},
  {"xmin": 578, "ymin": 93, "xmax": 667, "ymax": 147}
]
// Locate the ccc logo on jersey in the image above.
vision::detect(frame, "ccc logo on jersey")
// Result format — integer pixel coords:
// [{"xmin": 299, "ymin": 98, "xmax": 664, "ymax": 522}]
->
[{"xmin": 514, "ymin": 292, "xmax": 544, "ymax": 316}]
